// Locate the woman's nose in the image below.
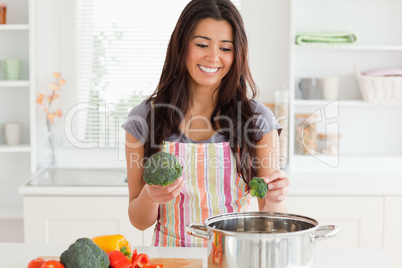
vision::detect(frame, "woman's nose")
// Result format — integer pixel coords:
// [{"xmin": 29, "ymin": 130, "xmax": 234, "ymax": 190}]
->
[{"xmin": 205, "ymin": 47, "xmax": 220, "ymax": 62}]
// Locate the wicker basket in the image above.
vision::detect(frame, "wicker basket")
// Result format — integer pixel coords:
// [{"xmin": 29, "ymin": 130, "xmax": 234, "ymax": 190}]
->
[{"xmin": 354, "ymin": 66, "xmax": 402, "ymax": 103}]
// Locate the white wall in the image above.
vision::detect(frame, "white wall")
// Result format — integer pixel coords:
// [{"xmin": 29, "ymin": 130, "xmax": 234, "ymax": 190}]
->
[{"xmin": 242, "ymin": 0, "xmax": 290, "ymax": 102}]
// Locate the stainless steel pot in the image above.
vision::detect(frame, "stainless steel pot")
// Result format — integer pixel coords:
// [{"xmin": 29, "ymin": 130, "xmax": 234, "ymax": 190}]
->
[{"xmin": 186, "ymin": 212, "xmax": 338, "ymax": 268}]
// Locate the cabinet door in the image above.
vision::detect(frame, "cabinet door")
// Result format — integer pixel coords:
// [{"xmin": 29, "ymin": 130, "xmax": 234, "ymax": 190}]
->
[
  {"xmin": 384, "ymin": 196, "xmax": 402, "ymax": 268},
  {"xmin": 23, "ymin": 196, "xmax": 153, "ymax": 246},
  {"xmin": 286, "ymin": 196, "xmax": 384, "ymax": 250}
]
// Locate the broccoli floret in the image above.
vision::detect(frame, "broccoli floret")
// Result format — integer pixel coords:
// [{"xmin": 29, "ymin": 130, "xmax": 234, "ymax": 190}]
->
[
  {"xmin": 60, "ymin": 238, "xmax": 109, "ymax": 268},
  {"xmin": 249, "ymin": 177, "xmax": 268, "ymax": 199},
  {"xmin": 143, "ymin": 151, "xmax": 183, "ymax": 186}
]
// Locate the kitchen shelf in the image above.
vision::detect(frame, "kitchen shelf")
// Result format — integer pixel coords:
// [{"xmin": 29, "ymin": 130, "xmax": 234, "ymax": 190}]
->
[
  {"xmin": 294, "ymin": 99, "xmax": 402, "ymax": 107},
  {"xmin": 0, "ymin": 80, "xmax": 30, "ymax": 87},
  {"xmin": 0, "ymin": 24, "xmax": 29, "ymax": 30},
  {"xmin": 0, "ymin": 206, "xmax": 23, "ymax": 219},
  {"xmin": 295, "ymin": 45, "xmax": 402, "ymax": 52},
  {"xmin": 0, "ymin": 144, "xmax": 31, "ymax": 153},
  {"xmin": 289, "ymin": 0, "xmax": 402, "ymax": 175}
]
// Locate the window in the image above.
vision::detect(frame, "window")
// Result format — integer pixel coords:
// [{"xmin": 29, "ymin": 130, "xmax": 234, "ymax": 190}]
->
[{"xmin": 62, "ymin": 0, "xmax": 241, "ymax": 148}]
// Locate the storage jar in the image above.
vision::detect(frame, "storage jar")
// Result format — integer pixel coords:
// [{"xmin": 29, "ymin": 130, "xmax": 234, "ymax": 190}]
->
[
  {"xmin": 318, "ymin": 133, "xmax": 341, "ymax": 155},
  {"xmin": 295, "ymin": 114, "xmax": 318, "ymax": 155}
]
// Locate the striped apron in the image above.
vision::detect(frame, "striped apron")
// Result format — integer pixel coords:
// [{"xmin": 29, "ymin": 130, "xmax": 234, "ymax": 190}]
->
[{"xmin": 152, "ymin": 141, "xmax": 250, "ymax": 247}]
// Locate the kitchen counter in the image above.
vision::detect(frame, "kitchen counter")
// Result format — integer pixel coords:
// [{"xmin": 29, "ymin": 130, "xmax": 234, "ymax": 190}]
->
[
  {"xmin": 289, "ymin": 173, "xmax": 402, "ymax": 196},
  {"xmin": 18, "ymin": 168, "xmax": 129, "ymax": 196},
  {"xmin": 0, "ymin": 243, "xmax": 394, "ymax": 268},
  {"xmin": 18, "ymin": 168, "xmax": 402, "ymax": 196},
  {"xmin": 18, "ymin": 168, "xmax": 401, "ymax": 265}
]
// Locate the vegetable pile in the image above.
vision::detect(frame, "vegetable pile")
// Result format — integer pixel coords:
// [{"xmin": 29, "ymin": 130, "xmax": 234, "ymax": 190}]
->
[
  {"xmin": 27, "ymin": 234, "xmax": 163, "ymax": 268},
  {"xmin": 143, "ymin": 151, "xmax": 183, "ymax": 186},
  {"xmin": 249, "ymin": 177, "xmax": 268, "ymax": 199}
]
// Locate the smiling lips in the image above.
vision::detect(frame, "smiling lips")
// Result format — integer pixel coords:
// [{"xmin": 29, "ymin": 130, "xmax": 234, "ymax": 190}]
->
[{"xmin": 198, "ymin": 64, "xmax": 220, "ymax": 75}]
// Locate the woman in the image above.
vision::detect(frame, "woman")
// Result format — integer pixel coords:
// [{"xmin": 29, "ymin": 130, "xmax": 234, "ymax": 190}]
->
[{"xmin": 122, "ymin": 0, "xmax": 289, "ymax": 247}]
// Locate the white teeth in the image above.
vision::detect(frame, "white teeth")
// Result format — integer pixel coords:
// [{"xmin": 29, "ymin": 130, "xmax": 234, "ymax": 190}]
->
[{"xmin": 198, "ymin": 65, "xmax": 219, "ymax": 73}]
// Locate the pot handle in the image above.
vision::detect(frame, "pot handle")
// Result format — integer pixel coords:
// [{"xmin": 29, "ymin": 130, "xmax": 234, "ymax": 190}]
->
[
  {"xmin": 313, "ymin": 225, "xmax": 339, "ymax": 242},
  {"xmin": 185, "ymin": 223, "xmax": 209, "ymax": 239}
]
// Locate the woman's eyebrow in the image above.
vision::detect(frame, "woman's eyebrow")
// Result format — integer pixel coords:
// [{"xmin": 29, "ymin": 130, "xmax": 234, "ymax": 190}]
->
[{"xmin": 194, "ymin": 35, "xmax": 234, "ymax": 44}]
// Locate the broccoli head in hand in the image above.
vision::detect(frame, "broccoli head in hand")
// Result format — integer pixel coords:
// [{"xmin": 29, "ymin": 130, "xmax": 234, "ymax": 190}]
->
[
  {"xmin": 249, "ymin": 177, "xmax": 268, "ymax": 199},
  {"xmin": 143, "ymin": 151, "xmax": 183, "ymax": 186}
]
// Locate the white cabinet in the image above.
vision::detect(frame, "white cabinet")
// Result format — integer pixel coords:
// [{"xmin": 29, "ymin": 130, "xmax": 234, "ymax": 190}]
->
[
  {"xmin": 20, "ymin": 188, "xmax": 402, "ymax": 265},
  {"xmin": 23, "ymin": 194, "xmax": 387, "ymax": 252},
  {"xmin": 0, "ymin": 0, "xmax": 34, "ymax": 240},
  {"xmin": 287, "ymin": 196, "xmax": 384, "ymax": 250},
  {"xmin": 288, "ymin": 0, "xmax": 402, "ymax": 174},
  {"xmin": 23, "ymin": 196, "xmax": 154, "ymax": 246},
  {"xmin": 287, "ymin": 195, "xmax": 402, "ymax": 267},
  {"xmin": 0, "ymin": 0, "xmax": 31, "ymax": 152},
  {"xmin": 384, "ymin": 196, "xmax": 402, "ymax": 268}
]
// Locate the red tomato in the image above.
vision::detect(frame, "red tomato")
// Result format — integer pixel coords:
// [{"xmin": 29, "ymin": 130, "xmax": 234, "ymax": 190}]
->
[
  {"xmin": 27, "ymin": 258, "xmax": 46, "ymax": 268},
  {"xmin": 40, "ymin": 260, "xmax": 65, "ymax": 268}
]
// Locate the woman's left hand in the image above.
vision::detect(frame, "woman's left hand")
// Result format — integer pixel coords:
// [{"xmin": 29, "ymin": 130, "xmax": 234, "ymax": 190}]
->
[{"xmin": 261, "ymin": 170, "xmax": 289, "ymax": 202}]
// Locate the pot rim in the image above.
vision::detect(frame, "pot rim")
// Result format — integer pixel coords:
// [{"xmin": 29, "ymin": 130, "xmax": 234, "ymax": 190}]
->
[{"xmin": 203, "ymin": 211, "xmax": 320, "ymax": 238}]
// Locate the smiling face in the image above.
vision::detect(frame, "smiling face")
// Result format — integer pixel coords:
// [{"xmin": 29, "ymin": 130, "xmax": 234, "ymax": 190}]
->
[{"xmin": 186, "ymin": 18, "xmax": 235, "ymax": 92}]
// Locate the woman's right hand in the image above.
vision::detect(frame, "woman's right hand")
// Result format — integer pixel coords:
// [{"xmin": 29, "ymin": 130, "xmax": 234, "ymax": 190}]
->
[{"xmin": 144, "ymin": 176, "xmax": 185, "ymax": 204}]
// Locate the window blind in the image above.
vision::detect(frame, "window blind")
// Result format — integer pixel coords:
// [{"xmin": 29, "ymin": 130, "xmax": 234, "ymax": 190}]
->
[{"xmin": 62, "ymin": 0, "xmax": 241, "ymax": 149}]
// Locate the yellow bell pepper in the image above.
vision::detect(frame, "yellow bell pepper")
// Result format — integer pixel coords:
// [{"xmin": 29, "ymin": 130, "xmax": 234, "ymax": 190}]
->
[{"xmin": 92, "ymin": 234, "xmax": 132, "ymax": 260}]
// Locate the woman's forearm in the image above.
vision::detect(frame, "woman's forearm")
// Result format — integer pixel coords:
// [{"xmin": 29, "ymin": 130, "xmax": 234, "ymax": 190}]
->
[{"xmin": 128, "ymin": 185, "xmax": 159, "ymax": 231}]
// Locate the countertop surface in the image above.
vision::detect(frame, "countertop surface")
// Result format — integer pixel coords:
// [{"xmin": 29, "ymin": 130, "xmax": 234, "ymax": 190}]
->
[
  {"xmin": 18, "ymin": 168, "xmax": 402, "ymax": 196},
  {"xmin": 18, "ymin": 168, "xmax": 129, "ymax": 196},
  {"xmin": 0, "ymin": 243, "xmax": 394, "ymax": 268}
]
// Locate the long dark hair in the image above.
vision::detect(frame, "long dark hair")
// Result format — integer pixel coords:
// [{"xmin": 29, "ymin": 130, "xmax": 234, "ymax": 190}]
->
[{"xmin": 144, "ymin": 0, "xmax": 262, "ymax": 187}]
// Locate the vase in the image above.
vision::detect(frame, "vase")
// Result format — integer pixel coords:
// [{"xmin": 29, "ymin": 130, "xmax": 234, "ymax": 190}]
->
[{"xmin": 44, "ymin": 120, "xmax": 56, "ymax": 168}]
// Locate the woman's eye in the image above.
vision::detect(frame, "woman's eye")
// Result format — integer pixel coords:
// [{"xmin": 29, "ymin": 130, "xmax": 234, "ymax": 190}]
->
[
  {"xmin": 221, "ymin": 48, "xmax": 232, "ymax": 52},
  {"xmin": 196, "ymin": 44, "xmax": 208, "ymax": 48}
]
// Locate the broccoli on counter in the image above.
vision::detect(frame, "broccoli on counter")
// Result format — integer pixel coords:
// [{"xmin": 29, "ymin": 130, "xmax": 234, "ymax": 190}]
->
[
  {"xmin": 143, "ymin": 151, "xmax": 183, "ymax": 186},
  {"xmin": 60, "ymin": 237, "xmax": 109, "ymax": 268},
  {"xmin": 249, "ymin": 177, "xmax": 268, "ymax": 199}
]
